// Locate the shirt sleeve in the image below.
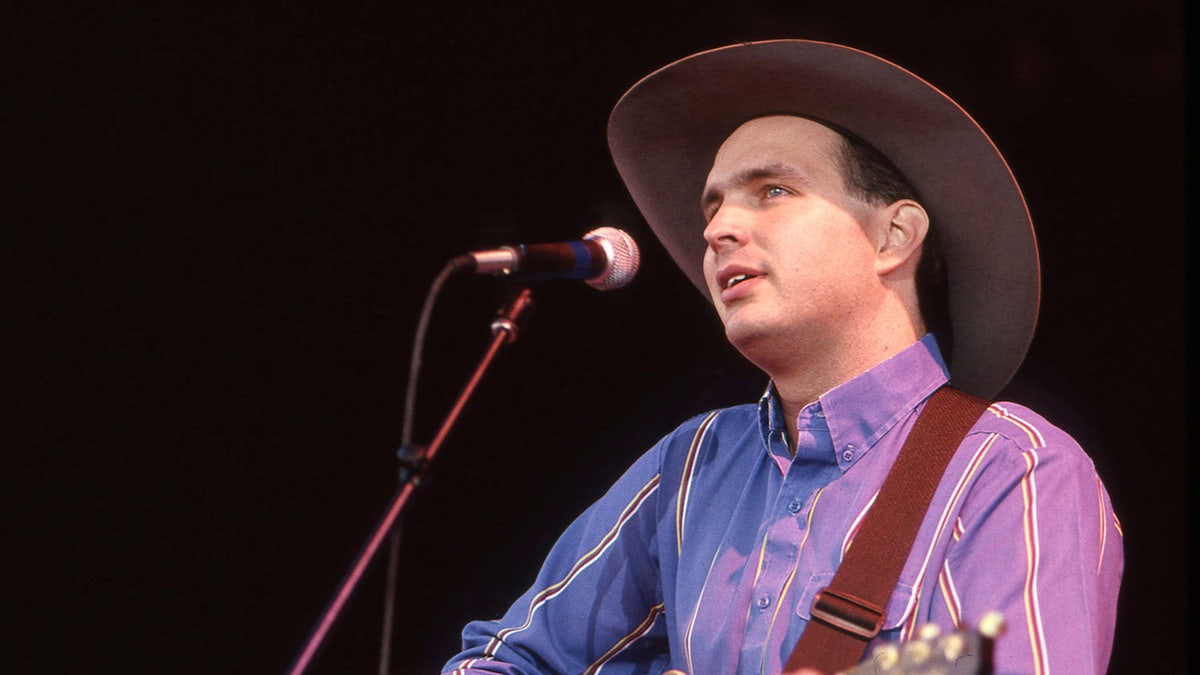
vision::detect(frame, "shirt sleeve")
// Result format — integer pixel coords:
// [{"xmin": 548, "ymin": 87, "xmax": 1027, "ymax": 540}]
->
[
  {"xmin": 440, "ymin": 440, "xmax": 672, "ymax": 675},
  {"xmin": 940, "ymin": 405, "xmax": 1123, "ymax": 675}
]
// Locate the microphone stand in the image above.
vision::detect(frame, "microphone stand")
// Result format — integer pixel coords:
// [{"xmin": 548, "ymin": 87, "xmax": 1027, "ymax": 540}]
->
[{"xmin": 286, "ymin": 286, "xmax": 537, "ymax": 675}]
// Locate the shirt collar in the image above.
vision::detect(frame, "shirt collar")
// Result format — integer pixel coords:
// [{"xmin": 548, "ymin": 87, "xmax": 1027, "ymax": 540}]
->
[{"xmin": 756, "ymin": 334, "xmax": 949, "ymax": 470}]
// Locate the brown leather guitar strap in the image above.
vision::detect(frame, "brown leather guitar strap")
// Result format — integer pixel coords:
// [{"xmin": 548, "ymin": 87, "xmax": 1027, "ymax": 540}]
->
[{"xmin": 782, "ymin": 386, "xmax": 990, "ymax": 674}]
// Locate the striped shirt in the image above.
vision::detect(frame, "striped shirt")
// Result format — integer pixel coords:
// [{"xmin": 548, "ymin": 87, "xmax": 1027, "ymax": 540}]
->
[{"xmin": 442, "ymin": 335, "xmax": 1123, "ymax": 674}]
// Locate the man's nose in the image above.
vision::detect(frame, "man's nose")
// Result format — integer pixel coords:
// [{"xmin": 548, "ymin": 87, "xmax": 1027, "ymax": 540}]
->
[{"xmin": 703, "ymin": 205, "xmax": 748, "ymax": 254}]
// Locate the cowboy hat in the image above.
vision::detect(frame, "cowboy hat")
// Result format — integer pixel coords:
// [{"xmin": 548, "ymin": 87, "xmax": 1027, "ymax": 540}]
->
[{"xmin": 607, "ymin": 39, "xmax": 1039, "ymax": 399}]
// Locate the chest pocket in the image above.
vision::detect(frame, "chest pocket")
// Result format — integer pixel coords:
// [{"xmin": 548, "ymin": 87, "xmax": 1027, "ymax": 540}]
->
[{"xmin": 794, "ymin": 571, "xmax": 916, "ymax": 639}]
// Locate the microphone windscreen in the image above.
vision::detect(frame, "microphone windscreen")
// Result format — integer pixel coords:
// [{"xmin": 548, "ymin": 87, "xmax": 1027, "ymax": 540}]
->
[{"xmin": 584, "ymin": 227, "xmax": 640, "ymax": 290}]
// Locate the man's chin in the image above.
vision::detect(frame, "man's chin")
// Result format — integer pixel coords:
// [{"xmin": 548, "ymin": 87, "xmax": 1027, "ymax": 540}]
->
[
  {"xmin": 723, "ymin": 320, "xmax": 773, "ymax": 358},
  {"xmin": 723, "ymin": 316, "xmax": 807, "ymax": 372}
]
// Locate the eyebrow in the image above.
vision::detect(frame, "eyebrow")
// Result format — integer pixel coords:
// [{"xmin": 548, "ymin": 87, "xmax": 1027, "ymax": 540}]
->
[{"xmin": 701, "ymin": 162, "xmax": 810, "ymax": 213}]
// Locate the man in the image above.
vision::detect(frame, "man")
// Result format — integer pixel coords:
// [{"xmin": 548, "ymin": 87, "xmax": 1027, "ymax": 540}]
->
[{"xmin": 442, "ymin": 40, "xmax": 1122, "ymax": 674}]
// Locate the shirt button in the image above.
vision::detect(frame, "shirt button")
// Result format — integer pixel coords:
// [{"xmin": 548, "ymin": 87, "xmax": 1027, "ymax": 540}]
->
[
  {"xmin": 756, "ymin": 594, "xmax": 771, "ymax": 608},
  {"xmin": 787, "ymin": 498, "xmax": 802, "ymax": 514},
  {"xmin": 842, "ymin": 444, "xmax": 855, "ymax": 462}
]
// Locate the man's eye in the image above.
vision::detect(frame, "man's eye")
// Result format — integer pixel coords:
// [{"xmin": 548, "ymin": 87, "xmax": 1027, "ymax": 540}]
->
[{"xmin": 765, "ymin": 186, "xmax": 789, "ymax": 198}]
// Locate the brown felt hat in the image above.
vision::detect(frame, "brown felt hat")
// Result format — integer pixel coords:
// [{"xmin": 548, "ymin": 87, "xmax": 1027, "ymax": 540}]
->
[{"xmin": 607, "ymin": 40, "xmax": 1039, "ymax": 399}]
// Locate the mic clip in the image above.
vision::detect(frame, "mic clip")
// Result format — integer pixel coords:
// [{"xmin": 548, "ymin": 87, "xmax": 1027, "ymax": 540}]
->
[{"xmin": 396, "ymin": 443, "xmax": 429, "ymax": 485}]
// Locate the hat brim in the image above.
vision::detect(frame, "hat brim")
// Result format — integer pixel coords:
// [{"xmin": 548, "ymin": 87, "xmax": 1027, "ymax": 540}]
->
[{"xmin": 607, "ymin": 40, "xmax": 1039, "ymax": 399}]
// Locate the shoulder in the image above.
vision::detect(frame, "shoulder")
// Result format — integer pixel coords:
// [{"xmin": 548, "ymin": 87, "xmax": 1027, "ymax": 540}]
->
[
  {"xmin": 961, "ymin": 400, "xmax": 1101, "ymax": 492},
  {"xmin": 972, "ymin": 401, "xmax": 1075, "ymax": 447},
  {"xmin": 658, "ymin": 403, "xmax": 759, "ymax": 445},
  {"xmin": 971, "ymin": 401, "xmax": 1088, "ymax": 459},
  {"xmin": 650, "ymin": 403, "xmax": 760, "ymax": 469}
]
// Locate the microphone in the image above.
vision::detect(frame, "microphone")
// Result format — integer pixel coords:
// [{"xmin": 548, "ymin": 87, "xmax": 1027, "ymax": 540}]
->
[{"xmin": 453, "ymin": 226, "xmax": 640, "ymax": 290}]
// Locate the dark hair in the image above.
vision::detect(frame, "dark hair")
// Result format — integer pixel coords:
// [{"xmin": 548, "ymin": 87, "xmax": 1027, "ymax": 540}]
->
[{"xmin": 832, "ymin": 128, "xmax": 953, "ymax": 357}]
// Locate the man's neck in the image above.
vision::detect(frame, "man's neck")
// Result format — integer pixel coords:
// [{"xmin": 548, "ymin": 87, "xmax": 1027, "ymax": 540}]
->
[{"xmin": 772, "ymin": 330, "xmax": 922, "ymax": 452}]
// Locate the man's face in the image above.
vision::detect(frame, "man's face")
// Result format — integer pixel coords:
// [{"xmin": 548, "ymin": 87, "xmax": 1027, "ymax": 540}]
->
[{"xmin": 701, "ymin": 115, "xmax": 891, "ymax": 366}]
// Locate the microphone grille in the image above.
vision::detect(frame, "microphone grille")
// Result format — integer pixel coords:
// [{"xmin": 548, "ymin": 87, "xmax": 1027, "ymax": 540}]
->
[{"xmin": 584, "ymin": 227, "xmax": 640, "ymax": 290}]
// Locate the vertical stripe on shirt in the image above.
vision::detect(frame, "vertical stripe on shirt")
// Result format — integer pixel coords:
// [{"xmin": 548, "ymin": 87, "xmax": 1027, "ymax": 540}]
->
[
  {"xmin": 1094, "ymin": 476, "xmax": 1107, "ymax": 575},
  {"xmin": 1019, "ymin": 448, "xmax": 1049, "ymax": 675},
  {"xmin": 760, "ymin": 486, "xmax": 826, "ymax": 674},
  {"xmin": 952, "ymin": 517, "xmax": 965, "ymax": 542},
  {"xmin": 677, "ymin": 411, "xmax": 719, "ymax": 555},
  {"xmin": 761, "ymin": 564, "xmax": 799, "ymax": 675},
  {"xmin": 840, "ymin": 491, "xmax": 877, "ymax": 559},
  {"xmin": 937, "ymin": 559, "xmax": 963, "ymax": 627},
  {"xmin": 683, "ymin": 546, "xmax": 725, "ymax": 675},
  {"xmin": 676, "ymin": 411, "xmax": 719, "ymax": 674},
  {"xmin": 989, "ymin": 404, "xmax": 1050, "ymax": 675}
]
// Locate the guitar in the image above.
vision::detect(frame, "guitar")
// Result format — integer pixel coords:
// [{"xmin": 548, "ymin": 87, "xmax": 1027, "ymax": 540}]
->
[
  {"xmin": 661, "ymin": 612, "xmax": 1004, "ymax": 675},
  {"xmin": 838, "ymin": 611, "xmax": 1004, "ymax": 674}
]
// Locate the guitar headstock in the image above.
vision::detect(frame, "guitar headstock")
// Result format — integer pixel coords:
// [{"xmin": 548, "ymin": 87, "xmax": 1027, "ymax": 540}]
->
[{"xmin": 838, "ymin": 612, "xmax": 1004, "ymax": 674}]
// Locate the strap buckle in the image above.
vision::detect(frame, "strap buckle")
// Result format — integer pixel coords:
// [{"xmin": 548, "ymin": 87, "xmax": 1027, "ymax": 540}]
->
[{"xmin": 810, "ymin": 589, "xmax": 885, "ymax": 639}]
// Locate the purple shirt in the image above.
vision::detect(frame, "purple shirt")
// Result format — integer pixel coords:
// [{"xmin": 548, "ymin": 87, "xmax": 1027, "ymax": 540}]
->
[{"xmin": 443, "ymin": 336, "xmax": 1123, "ymax": 674}]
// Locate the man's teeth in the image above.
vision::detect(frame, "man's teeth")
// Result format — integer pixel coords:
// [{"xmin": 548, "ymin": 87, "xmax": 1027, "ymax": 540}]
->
[{"xmin": 726, "ymin": 274, "xmax": 752, "ymax": 289}]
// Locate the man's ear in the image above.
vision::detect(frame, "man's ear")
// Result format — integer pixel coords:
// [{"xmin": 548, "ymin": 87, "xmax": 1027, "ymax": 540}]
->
[{"xmin": 875, "ymin": 200, "xmax": 929, "ymax": 277}]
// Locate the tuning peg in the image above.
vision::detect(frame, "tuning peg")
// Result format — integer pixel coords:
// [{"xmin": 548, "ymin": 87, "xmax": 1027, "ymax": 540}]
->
[
  {"xmin": 978, "ymin": 610, "xmax": 1005, "ymax": 639},
  {"xmin": 938, "ymin": 632, "xmax": 967, "ymax": 662}
]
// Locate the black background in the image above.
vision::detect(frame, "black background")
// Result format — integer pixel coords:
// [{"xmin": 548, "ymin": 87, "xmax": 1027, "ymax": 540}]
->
[{"xmin": 11, "ymin": 2, "xmax": 1185, "ymax": 673}]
